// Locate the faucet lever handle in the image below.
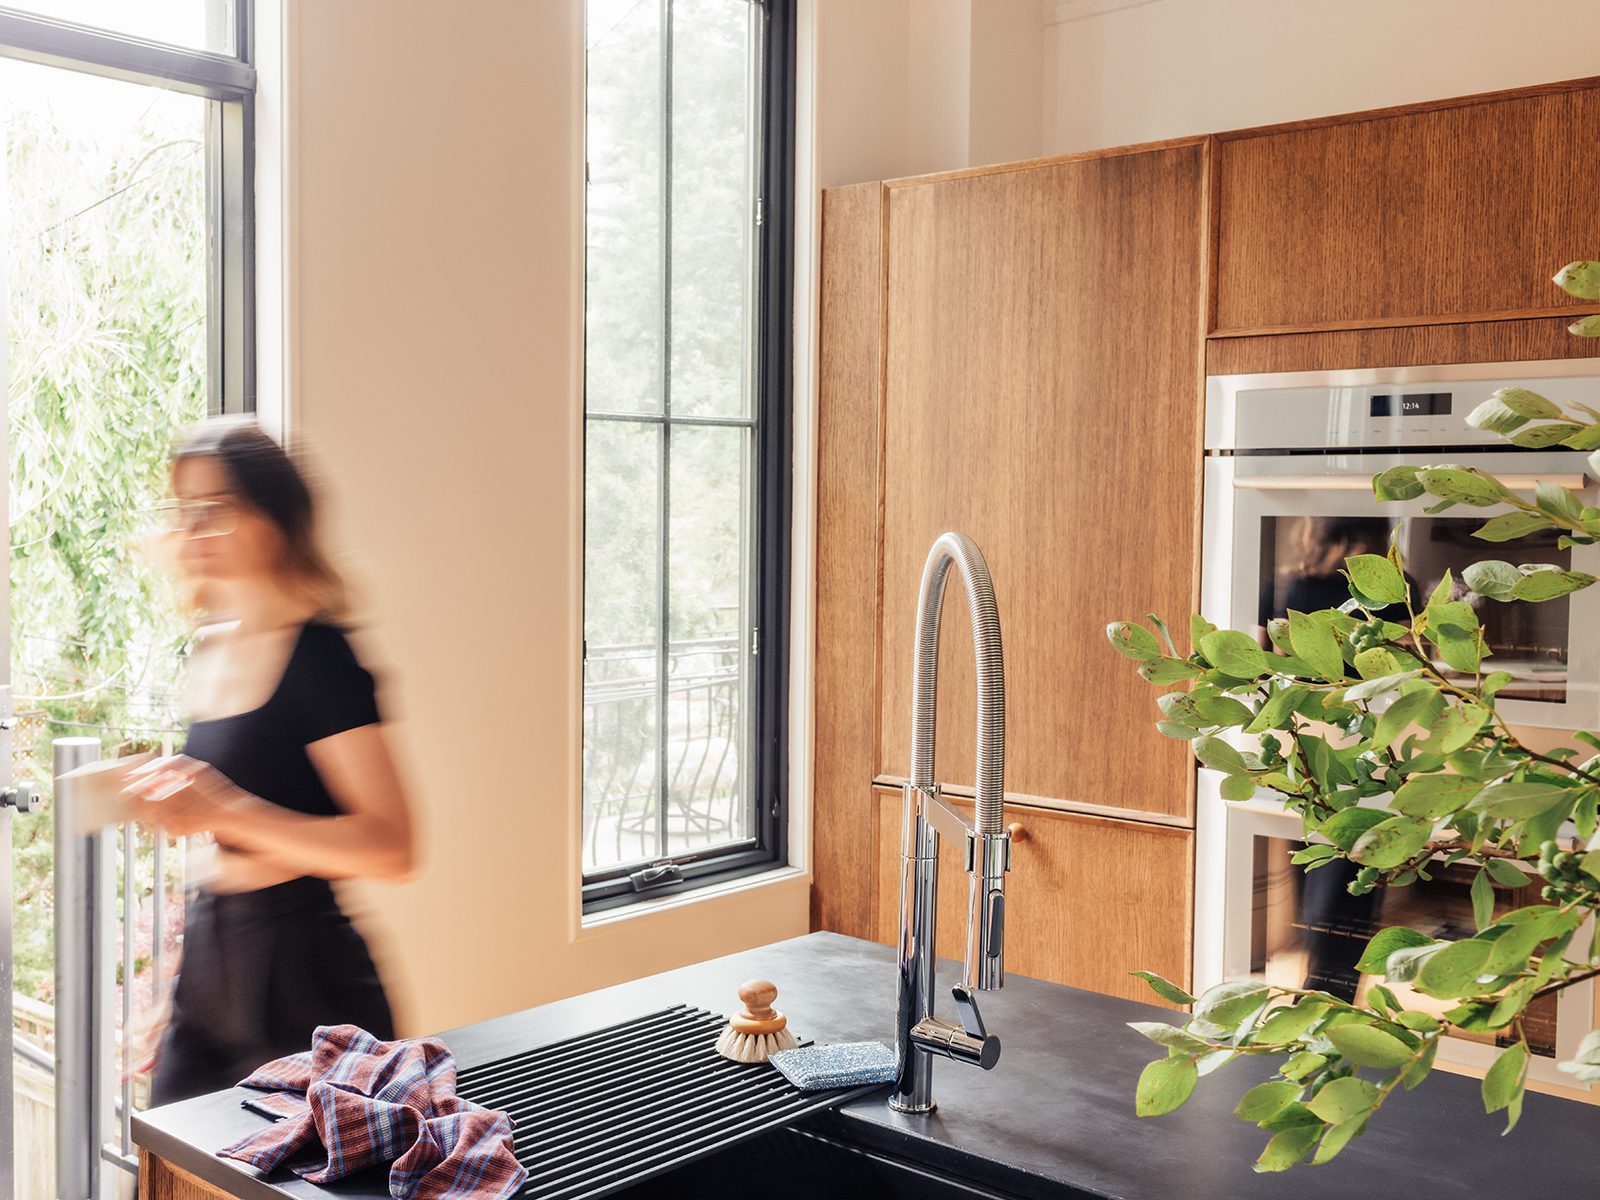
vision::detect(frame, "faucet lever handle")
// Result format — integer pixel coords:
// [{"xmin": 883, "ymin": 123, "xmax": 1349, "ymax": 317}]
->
[{"xmin": 951, "ymin": 986, "xmax": 987, "ymax": 1039}]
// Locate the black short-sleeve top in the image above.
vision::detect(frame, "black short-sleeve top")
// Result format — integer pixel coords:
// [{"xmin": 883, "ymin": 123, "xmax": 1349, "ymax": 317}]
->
[{"xmin": 182, "ymin": 621, "xmax": 381, "ymax": 817}]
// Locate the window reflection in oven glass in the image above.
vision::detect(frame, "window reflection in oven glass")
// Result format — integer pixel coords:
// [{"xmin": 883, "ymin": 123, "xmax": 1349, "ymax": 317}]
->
[
  {"xmin": 1257, "ymin": 516, "xmax": 1570, "ymax": 703},
  {"xmin": 1250, "ymin": 836, "xmax": 1558, "ymax": 1057}
]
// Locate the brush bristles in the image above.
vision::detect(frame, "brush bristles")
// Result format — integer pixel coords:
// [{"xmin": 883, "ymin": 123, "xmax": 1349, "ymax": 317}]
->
[{"xmin": 715, "ymin": 1024, "xmax": 800, "ymax": 1063}]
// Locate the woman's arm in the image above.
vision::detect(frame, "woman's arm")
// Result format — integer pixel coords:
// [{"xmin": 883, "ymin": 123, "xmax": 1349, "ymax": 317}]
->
[{"xmin": 125, "ymin": 725, "xmax": 415, "ymax": 882}]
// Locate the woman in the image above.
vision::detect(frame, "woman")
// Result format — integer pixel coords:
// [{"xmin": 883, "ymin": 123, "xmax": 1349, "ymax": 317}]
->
[{"xmin": 128, "ymin": 418, "xmax": 415, "ymax": 1105}]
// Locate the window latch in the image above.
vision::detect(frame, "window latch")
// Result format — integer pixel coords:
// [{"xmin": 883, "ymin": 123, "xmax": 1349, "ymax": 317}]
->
[{"xmin": 629, "ymin": 862, "xmax": 685, "ymax": 893}]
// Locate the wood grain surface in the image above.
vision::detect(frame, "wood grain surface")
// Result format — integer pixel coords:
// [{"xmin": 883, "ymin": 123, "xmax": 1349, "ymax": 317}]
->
[
  {"xmin": 1207, "ymin": 316, "xmax": 1600, "ymax": 377},
  {"xmin": 140, "ymin": 1152, "xmax": 232, "ymax": 1200},
  {"xmin": 870, "ymin": 787, "xmax": 1192, "ymax": 1007},
  {"xmin": 811, "ymin": 183, "xmax": 887, "ymax": 938},
  {"xmin": 876, "ymin": 144, "xmax": 1206, "ymax": 821},
  {"xmin": 1214, "ymin": 82, "xmax": 1600, "ymax": 333}
]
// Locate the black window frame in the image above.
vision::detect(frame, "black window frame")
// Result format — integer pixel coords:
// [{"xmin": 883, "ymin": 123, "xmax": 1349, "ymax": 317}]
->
[
  {"xmin": 0, "ymin": 2, "xmax": 256, "ymax": 415},
  {"xmin": 581, "ymin": 0, "xmax": 795, "ymax": 913}
]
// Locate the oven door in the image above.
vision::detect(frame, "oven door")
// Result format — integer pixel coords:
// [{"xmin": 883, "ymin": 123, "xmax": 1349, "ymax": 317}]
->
[{"xmin": 1202, "ymin": 448, "xmax": 1598, "ymax": 731}]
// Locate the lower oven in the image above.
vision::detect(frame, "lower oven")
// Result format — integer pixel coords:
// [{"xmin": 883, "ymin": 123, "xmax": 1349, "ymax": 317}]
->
[{"xmin": 1195, "ymin": 361, "xmax": 1600, "ymax": 1091}]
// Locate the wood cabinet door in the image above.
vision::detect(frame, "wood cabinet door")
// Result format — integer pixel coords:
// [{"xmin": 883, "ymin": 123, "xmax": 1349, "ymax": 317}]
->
[
  {"xmin": 1213, "ymin": 81, "xmax": 1600, "ymax": 336},
  {"xmin": 876, "ymin": 142, "xmax": 1207, "ymax": 824},
  {"xmin": 871, "ymin": 788, "xmax": 1191, "ymax": 1009}
]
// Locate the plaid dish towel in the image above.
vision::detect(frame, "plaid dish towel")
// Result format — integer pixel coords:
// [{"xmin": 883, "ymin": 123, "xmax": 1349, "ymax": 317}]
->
[{"xmin": 218, "ymin": 1025, "xmax": 527, "ymax": 1200}]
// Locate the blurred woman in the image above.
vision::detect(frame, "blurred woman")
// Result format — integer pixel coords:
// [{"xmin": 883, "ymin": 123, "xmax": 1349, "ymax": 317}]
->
[{"xmin": 129, "ymin": 418, "xmax": 414, "ymax": 1104}]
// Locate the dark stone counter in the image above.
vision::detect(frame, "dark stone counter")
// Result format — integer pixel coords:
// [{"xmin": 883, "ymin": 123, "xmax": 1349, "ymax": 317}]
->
[{"xmin": 134, "ymin": 931, "xmax": 1600, "ymax": 1199}]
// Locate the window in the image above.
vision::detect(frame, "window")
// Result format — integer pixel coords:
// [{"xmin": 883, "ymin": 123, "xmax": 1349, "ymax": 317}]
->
[{"xmin": 582, "ymin": 0, "xmax": 793, "ymax": 910}]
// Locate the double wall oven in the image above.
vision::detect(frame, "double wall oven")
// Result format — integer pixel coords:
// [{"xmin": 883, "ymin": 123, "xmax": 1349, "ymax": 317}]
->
[{"xmin": 1197, "ymin": 361, "xmax": 1599, "ymax": 1088}]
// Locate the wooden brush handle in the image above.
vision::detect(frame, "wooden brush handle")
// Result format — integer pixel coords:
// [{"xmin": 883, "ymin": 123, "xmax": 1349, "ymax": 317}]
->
[{"xmin": 730, "ymin": 978, "xmax": 788, "ymax": 1034}]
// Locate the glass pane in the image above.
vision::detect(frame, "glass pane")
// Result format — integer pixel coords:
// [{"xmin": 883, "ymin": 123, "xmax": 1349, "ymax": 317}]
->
[
  {"xmin": 1256, "ymin": 515, "xmax": 1571, "ymax": 702},
  {"xmin": 4, "ymin": 57, "xmax": 207, "ymax": 1193},
  {"xmin": 665, "ymin": 423, "xmax": 747, "ymax": 855},
  {"xmin": 669, "ymin": 0, "xmax": 756, "ymax": 419},
  {"xmin": 6, "ymin": 0, "xmax": 234, "ymax": 56},
  {"xmin": 583, "ymin": 421, "xmax": 662, "ymax": 871},
  {"xmin": 585, "ymin": 0, "xmax": 664, "ymax": 416}
]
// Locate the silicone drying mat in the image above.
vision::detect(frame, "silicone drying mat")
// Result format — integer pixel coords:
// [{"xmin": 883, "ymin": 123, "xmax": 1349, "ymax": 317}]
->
[{"xmin": 453, "ymin": 1004, "xmax": 885, "ymax": 1200}]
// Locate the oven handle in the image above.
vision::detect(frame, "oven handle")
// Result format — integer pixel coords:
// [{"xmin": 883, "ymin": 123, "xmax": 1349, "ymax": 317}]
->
[{"xmin": 1234, "ymin": 473, "xmax": 1588, "ymax": 491}]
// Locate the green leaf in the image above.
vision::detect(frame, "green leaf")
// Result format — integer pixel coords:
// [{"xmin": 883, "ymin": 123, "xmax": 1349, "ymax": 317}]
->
[
  {"xmin": 1281, "ymin": 1052, "xmax": 1328, "ymax": 1081},
  {"xmin": 1494, "ymin": 386, "xmax": 1566, "ymax": 420},
  {"xmin": 1195, "ymin": 695, "xmax": 1254, "ymax": 727},
  {"xmin": 1317, "ymin": 807, "xmax": 1389, "ymax": 853},
  {"xmin": 1510, "ymin": 422, "xmax": 1586, "ymax": 449},
  {"xmin": 1219, "ymin": 773, "xmax": 1259, "ymax": 802},
  {"xmin": 1130, "ymin": 971, "xmax": 1196, "ymax": 1006},
  {"xmin": 1235, "ymin": 1080, "xmax": 1302, "ymax": 1123},
  {"xmin": 1193, "ymin": 735, "xmax": 1248, "ymax": 775},
  {"xmin": 1344, "ymin": 554, "xmax": 1406, "ymax": 605},
  {"xmin": 1290, "ymin": 843, "xmax": 1340, "ymax": 866},
  {"xmin": 1373, "ymin": 464, "xmax": 1425, "ymax": 501},
  {"xmin": 1193, "ymin": 981, "xmax": 1270, "ymax": 1028},
  {"xmin": 1353, "ymin": 646, "xmax": 1407, "ymax": 680},
  {"xmin": 1253, "ymin": 1123, "xmax": 1321, "ymax": 1173},
  {"xmin": 1467, "ymin": 780, "xmax": 1572, "ymax": 821},
  {"xmin": 1391, "ymin": 774, "xmax": 1480, "ymax": 819},
  {"xmin": 1287, "ymin": 610, "xmax": 1344, "ymax": 682},
  {"xmin": 1415, "ymin": 937, "xmax": 1494, "ymax": 998},
  {"xmin": 1323, "ymin": 1023, "xmax": 1415, "ymax": 1069},
  {"xmin": 1479, "ymin": 671, "xmax": 1516, "ymax": 705},
  {"xmin": 1471, "ymin": 867, "xmax": 1495, "ymax": 932},
  {"xmin": 1306, "ymin": 1076, "xmax": 1379, "ymax": 1125},
  {"xmin": 1553, "ymin": 260, "xmax": 1600, "ymax": 300},
  {"xmin": 1466, "ymin": 396, "xmax": 1531, "ymax": 435},
  {"xmin": 1473, "ymin": 510, "xmax": 1553, "ymax": 542},
  {"xmin": 1107, "ymin": 621, "xmax": 1164, "ymax": 660},
  {"xmin": 1482, "ymin": 1042, "xmax": 1528, "ymax": 1117},
  {"xmin": 1199, "ymin": 629, "xmax": 1274, "ymax": 680},
  {"xmin": 1157, "ymin": 721, "xmax": 1200, "ymax": 740},
  {"xmin": 1310, "ymin": 1117, "xmax": 1366, "ymax": 1165},
  {"xmin": 1350, "ymin": 816, "xmax": 1433, "ymax": 870},
  {"xmin": 1482, "ymin": 909, "xmax": 1580, "ymax": 976},
  {"xmin": 1509, "ymin": 568, "xmax": 1597, "ymax": 602},
  {"xmin": 1400, "ymin": 1035, "xmax": 1439, "ymax": 1089},
  {"xmin": 1146, "ymin": 613, "xmax": 1179, "ymax": 656},
  {"xmin": 1135, "ymin": 1054, "xmax": 1198, "ymax": 1116},
  {"xmin": 1463, "ymin": 559, "xmax": 1522, "ymax": 601},
  {"xmin": 1356, "ymin": 926, "xmax": 1436, "ymax": 975},
  {"xmin": 1431, "ymin": 628, "xmax": 1483, "ymax": 675},
  {"xmin": 1395, "ymin": 1010, "xmax": 1441, "ymax": 1033},
  {"xmin": 1342, "ymin": 670, "xmax": 1422, "ymax": 702},
  {"xmin": 1417, "ymin": 466, "xmax": 1509, "ymax": 508},
  {"xmin": 1139, "ymin": 656, "xmax": 1205, "ymax": 685},
  {"xmin": 1430, "ymin": 700, "xmax": 1491, "ymax": 752},
  {"xmin": 1536, "ymin": 479, "xmax": 1586, "ymax": 523},
  {"xmin": 1256, "ymin": 1000, "xmax": 1329, "ymax": 1044},
  {"xmin": 1128, "ymin": 1021, "xmax": 1212, "ymax": 1054},
  {"xmin": 1245, "ymin": 683, "xmax": 1310, "ymax": 733},
  {"xmin": 1373, "ymin": 687, "xmax": 1442, "ymax": 749},
  {"xmin": 1484, "ymin": 858, "xmax": 1532, "ymax": 887},
  {"xmin": 1486, "ymin": 977, "xmax": 1540, "ymax": 1030},
  {"xmin": 1190, "ymin": 613, "xmax": 1217, "ymax": 647}
]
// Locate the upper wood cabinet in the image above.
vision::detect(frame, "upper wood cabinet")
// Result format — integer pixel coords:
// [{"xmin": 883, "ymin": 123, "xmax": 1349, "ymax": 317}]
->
[
  {"xmin": 1213, "ymin": 78, "xmax": 1600, "ymax": 336},
  {"xmin": 875, "ymin": 142, "xmax": 1207, "ymax": 822}
]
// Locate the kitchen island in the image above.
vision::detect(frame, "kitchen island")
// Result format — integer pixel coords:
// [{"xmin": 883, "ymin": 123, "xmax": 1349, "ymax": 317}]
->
[{"xmin": 135, "ymin": 931, "xmax": 1600, "ymax": 1199}]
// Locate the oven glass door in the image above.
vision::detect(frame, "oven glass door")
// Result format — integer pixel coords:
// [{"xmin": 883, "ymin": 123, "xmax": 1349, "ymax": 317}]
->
[{"xmin": 1209, "ymin": 449, "xmax": 1599, "ymax": 731}]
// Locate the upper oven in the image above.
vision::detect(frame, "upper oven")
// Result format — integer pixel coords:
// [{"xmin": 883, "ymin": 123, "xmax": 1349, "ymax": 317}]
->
[{"xmin": 1203, "ymin": 364, "xmax": 1600, "ymax": 732}]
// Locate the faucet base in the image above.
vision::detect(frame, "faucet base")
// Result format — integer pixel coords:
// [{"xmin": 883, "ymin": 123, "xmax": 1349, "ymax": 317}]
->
[{"xmin": 887, "ymin": 1095, "xmax": 937, "ymax": 1115}]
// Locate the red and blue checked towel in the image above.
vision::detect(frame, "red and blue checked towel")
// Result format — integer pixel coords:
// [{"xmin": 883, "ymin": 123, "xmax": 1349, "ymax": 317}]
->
[{"xmin": 218, "ymin": 1025, "xmax": 526, "ymax": 1200}]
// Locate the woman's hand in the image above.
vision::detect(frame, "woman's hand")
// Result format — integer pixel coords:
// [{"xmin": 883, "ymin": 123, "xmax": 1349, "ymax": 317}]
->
[{"xmin": 122, "ymin": 756, "xmax": 250, "ymax": 837}]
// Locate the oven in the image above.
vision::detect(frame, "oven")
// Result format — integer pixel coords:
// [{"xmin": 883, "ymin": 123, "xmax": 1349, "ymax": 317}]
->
[{"xmin": 1194, "ymin": 361, "xmax": 1599, "ymax": 1089}]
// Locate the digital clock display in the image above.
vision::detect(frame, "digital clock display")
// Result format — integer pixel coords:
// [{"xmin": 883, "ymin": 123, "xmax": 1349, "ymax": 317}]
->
[{"xmin": 1370, "ymin": 392, "xmax": 1452, "ymax": 417}]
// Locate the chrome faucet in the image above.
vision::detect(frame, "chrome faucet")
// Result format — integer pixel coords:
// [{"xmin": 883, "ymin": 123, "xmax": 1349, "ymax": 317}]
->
[{"xmin": 891, "ymin": 531, "xmax": 1009, "ymax": 1114}]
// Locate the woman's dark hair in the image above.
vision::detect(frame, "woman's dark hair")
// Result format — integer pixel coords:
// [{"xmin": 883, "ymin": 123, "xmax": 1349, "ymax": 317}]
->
[{"xmin": 173, "ymin": 417, "xmax": 348, "ymax": 617}]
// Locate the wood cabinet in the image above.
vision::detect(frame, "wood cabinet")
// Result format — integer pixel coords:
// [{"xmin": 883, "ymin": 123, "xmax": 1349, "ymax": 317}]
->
[
  {"xmin": 869, "ymin": 788, "xmax": 1191, "ymax": 1008},
  {"xmin": 1212, "ymin": 77, "xmax": 1600, "ymax": 339}
]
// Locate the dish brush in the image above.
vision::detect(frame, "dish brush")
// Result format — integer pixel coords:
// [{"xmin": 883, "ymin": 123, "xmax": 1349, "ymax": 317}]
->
[{"xmin": 714, "ymin": 978, "xmax": 800, "ymax": 1063}]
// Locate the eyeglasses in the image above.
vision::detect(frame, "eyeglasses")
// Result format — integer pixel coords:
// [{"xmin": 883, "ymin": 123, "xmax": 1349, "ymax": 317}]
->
[{"xmin": 149, "ymin": 498, "xmax": 240, "ymax": 538}]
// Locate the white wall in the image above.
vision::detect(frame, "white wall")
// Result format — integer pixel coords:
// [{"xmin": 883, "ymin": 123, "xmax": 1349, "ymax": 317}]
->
[
  {"xmin": 271, "ymin": 0, "xmax": 809, "ymax": 1038},
  {"xmin": 1045, "ymin": 0, "xmax": 1600, "ymax": 155}
]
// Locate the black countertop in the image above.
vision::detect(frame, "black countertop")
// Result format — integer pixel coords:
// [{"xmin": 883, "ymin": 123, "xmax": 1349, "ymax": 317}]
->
[{"xmin": 134, "ymin": 931, "xmax": 1600, "ymax": 1199}]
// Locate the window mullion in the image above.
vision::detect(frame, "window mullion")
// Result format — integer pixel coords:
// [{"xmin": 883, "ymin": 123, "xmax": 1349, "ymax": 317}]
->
[{"xmin": 654, "ymin": 0, "xmax": 675, "ymax": 861}]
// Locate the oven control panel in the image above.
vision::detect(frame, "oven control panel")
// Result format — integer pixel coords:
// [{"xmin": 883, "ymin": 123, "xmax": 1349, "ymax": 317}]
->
[{"xmin": 1206, "ymin": 370, "xmax": 1600, "ymax": 451}]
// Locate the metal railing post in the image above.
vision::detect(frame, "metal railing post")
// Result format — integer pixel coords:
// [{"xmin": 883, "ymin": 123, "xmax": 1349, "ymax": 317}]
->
[{"xmin": 53, "ymin": 738, "xmax": 113, "ymax": 1200}]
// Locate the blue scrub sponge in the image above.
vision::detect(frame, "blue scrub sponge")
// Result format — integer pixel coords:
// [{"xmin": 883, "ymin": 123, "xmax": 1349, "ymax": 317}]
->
[{"xmin": 768, "ymin": 1041, "xmax": 897, "ymax": 1091}]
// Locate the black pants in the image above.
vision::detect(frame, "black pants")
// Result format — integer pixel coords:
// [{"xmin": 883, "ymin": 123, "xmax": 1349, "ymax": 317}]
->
[{"xmin": 151, "ymin": 875, "xmax": 395, "ymax": 1106}]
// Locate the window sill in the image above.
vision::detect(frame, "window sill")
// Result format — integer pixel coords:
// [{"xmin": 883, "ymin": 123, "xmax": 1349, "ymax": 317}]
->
[{"xmin": 579, "ymin": 863, "xmax": 808, "ymax": 931}]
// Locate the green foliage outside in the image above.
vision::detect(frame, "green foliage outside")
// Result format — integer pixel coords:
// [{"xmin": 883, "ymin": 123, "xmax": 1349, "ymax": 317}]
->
[
  {"xmin": 1108, "ymin": 262, "xmax": 1600, "ymax": 1171},
  {"xmin": 8, "ymin": 92, "xmax": 206, "ymax": 999}
]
